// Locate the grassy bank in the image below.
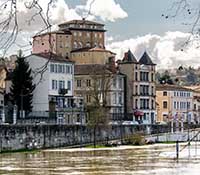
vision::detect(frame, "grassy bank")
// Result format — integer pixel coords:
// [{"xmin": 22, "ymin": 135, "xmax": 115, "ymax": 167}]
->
[{"xmin": 0, "ymin": 148, "xmax": 40, "ymax": 154}]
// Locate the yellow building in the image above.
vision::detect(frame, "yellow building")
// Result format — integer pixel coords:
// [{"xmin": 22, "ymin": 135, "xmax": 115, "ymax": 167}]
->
[
  {"xmin": 156, "ymin": 84, "xmax": 194, "ymax": 123},
  {"xmin": 71, "ymin": 47, "xmax": 116, "ymax": 65}
]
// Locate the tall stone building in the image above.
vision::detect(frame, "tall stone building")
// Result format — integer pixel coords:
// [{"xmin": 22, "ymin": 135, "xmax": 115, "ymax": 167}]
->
[
  {"xmin": 118, "ymin": 50, "xmax": 156, "ymax": 124},
  {"xmin": 32, "ymin": 19, "xmax": 113, "ymax": 65}
]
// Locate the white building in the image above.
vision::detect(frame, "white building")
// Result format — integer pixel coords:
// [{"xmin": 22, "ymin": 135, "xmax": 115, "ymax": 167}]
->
[{"xmin": 26, "ymin": 53, "xmax": 74, "ymax": 113}]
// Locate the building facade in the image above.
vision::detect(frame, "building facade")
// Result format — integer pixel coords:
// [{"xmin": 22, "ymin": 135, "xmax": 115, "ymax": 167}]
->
[
  {"xmin": 74, "ymin": 64, "xmax": 125, "ymax": 117},
  {"xmin": 118, "ymin": 50, "xmax": 156, "ymax": 124},
  {"xmin": 156, "ymin": 84, "xmax": 194, "ymax": 124},
  {"xmin": 26, "ymin": 53, "xmax": 74, "ymax": 113},
  {"xmin": 32, "ymin": 19, "xmax": 106, "ymax": 61}
]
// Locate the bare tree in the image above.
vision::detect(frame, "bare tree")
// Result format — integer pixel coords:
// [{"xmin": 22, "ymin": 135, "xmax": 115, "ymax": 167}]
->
[
  {"xmin": 163, "ymin": 0, "xmax": 200, "ymax": 48},
  {"xmin": 0, "ymin": 0, "xmax": 97, "ymax": 85},
  {"xmin": 86, "ymin": 65, "xmax": 113, "ymax": 147}
]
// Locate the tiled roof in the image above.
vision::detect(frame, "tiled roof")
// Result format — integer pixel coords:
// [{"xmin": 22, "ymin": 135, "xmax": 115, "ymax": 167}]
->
[
  {"xmin": 30, "ymin": 53, "xmax": 74, "ymax": 63},
  {"xmin": 156, "ymin": 84, "xmax": 193, "ymax": 92},
  {"xmin": 139, "ymin": 51, "xmax": 155, "ymax": 65},
  {"xmin": 58, "ymin": 19, "xmax": 104, "ymax": 27},
  {"xmin": 122, "ymin": 50, "xmax": 137, "ymax": 63},
  {"xmin": 75, "ymin": 64, "xmax": 113, "ymax": 75}
]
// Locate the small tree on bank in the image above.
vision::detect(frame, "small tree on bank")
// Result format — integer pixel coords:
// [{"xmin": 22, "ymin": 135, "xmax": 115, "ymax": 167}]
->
[{"xmin": 10, "ymin": 51, "xmax": 35, "ymax": 117}]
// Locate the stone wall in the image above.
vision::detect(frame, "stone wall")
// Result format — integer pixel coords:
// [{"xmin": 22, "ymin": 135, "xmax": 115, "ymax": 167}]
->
[{"xmin": 0, "ymin": 124, "xmax": 169, "ymax": 152}]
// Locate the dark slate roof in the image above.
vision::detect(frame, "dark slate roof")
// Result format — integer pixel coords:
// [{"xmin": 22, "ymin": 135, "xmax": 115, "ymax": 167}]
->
[
  {"xmin": 139, "ymin": 51, "xmax": 155, "ymax": 65},
  {"xmin": 121, "ymin": 50, "xmax": 137, "ymax": 63},
  {"xmin": 29, "ymin": 52, "xmax": 74, "ymax": 64}
]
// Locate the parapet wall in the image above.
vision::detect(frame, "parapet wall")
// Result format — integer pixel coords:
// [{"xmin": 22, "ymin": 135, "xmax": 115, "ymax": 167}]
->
[{"xmin": 0, "ymin": 124, "xmax": 169, "ymax": 152}]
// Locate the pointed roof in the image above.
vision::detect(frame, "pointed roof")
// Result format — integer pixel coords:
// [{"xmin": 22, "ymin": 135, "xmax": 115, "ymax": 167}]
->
[
  {"xmin": 139, "ymin": 51, "xmax": 155, "ymax": 65},
  {"xmin": 122, "ymin": 50, "xmax": 137, "ymax": 63}
]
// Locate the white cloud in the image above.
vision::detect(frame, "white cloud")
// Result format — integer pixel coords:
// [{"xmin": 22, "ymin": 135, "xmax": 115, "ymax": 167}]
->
[
  {"xmin": 107, "ymin": 31, "xmax": 200, "ymax": 69},
  {"xmin": 0, "ymin": 0, "xmax": 81, "ymax": 32},
  {"xmin": 76, "ymin": 0, "xmax": 128, "ymax": 22}
]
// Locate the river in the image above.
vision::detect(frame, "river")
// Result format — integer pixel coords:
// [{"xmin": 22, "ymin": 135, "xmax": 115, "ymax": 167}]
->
[{"xmin": 0, "ymin": 143, "xmax": 200, "ymax": 175}]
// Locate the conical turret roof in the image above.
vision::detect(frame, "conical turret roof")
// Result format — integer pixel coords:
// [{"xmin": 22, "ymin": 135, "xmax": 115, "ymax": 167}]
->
[
  {"xmin": 139, "ymin": 51, "xmax": 155, "ymax": 65},
  {"xmin": 122, "ymin": 50, "xmax": 137, "ymax": 63}
]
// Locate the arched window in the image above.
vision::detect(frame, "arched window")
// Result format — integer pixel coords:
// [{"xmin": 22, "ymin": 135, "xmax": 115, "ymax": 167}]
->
[{"xmin": 74, "ymin": 41, "xmax": 78, "ymax": 49}]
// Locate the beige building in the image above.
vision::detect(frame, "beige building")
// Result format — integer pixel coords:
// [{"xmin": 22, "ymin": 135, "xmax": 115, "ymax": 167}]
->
[
  {"xmin": 74, "ymin": 64, "xmax": 125, "ymax": 117},
  {"xmin": 156, "ymin": 84, "xmax": 195, "ymax": 123},
  {"xmin": 118, "ymin": 50, "xmax": 156, "ymax": 124},
  {"xmin": 71, "ymin": 47, "xmax": 116, "ymax": 65}
]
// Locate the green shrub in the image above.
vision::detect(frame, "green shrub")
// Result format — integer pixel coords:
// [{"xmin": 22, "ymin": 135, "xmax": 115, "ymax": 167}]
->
[{"xmin": 125, "ymin": 133, "xmax": 145, "ymax": 145}]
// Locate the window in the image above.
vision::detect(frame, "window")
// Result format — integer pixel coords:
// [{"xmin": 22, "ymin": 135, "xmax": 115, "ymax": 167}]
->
[
  {"xmin": 77, "ymin": 80, "xmax": 81, "ymax": 87},
  {"xmin": 66, "ymin": 65, "xmax": 70, "ymax": 74},
  {"xmin": 140, "ymin": 72, "xmax": 149, "ymax": 81},
  {"xmin": 86, "ymin": 95, "xmax": 91, "ymax": 103},
  {"xmin": 151, "ymin": 86, "xmax": 154, "ymax": 96},
  {"xmin": 74, "ymin": 41, "xmax": 78, "ymax": 48},
  {"xmin": 135, "ymin": 99, "xmax": 138, "ymax": 109},
  {"xmin": 67, "ymin": 81, "xmax": 71, "ymax": 91},
  {"xmin": 151, "ymin": 100, "xmax": 154, "ymax": 109},
  {"xmin": 119, "ymin": 78, "xmax": 123, "ymax": 89},
  {"xmin": 163, "ymin": 91, "xmax": 167, "ymax": 96},
  {"xmin": 174, "ymin": 101, "xmax": 176, "ymax": 109},
  {"xmin": 86, "ymin": 79, "xmax": 91, "ymax": 87},
  {"xmin": 79, "ymin": 32, "xmax": 82, "ymax": 37},
  {"xmin": 87, "ymin": 32, "xmax": 90, "ymax": 38},
  {"xmin": 54, "ymin": 64, "xmax": 58, "ymax": 73},
  {"xmin": 58, "ymin": 65, "xmax": 62, "ymax": 73},
  {"xmin": 119, "ymin": 92, "xmax": 122, "ymax": 104},
  {"xmin": 135, "ymin": 85, "xmax": 138, "ymax": 95},
  {"xmin": 113, "ymin": 78, "xmax": 116, "ymax": 88},
  {"xmin": 50, "ymin": 64, "xmax": 54, "ymax": 72},
  {"xmin": 140, "ymin": 99, "xmax": 149, "ymax": 109},
  {"xmin": 135, "ymin": 72, "xmax": 138, "ymax": 81},
  {"xmin": 163, "ymin": 101, "xmax": 168, "ymax": 109},
  {"xmin": 113, "ymin": 93, "xmax": 117, "ymax": 104},
  {"xmin": 94, "ymin": 33, "xmax": 97, "ymax": 38},
  {"xmin": 151, "ymin": 73, "xmax": 154, "ymax": 81},
  {"xmin": 52, "ymin": 80, "xmax": 57, "ymax": 90},
  {"xmin": 140, "ymin": 85, "xmax": 149, "ymax": 96},
  {"xmin": 59, "ymin": 80, "xmax": 65, "ymax": 90}
]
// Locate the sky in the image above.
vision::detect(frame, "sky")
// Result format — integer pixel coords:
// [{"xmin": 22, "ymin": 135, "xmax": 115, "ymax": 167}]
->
[{"xmin": 1, "ymin": 0, "xmax": 200, "ymax": 69}]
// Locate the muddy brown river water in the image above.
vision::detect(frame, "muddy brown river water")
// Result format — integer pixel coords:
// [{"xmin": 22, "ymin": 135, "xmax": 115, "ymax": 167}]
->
[{"xmin": 0, "ymin": 144, "xmax": 200, "ymax": 175}]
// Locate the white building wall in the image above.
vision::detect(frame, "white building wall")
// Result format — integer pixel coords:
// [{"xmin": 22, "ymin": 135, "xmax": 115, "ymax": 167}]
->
[{"xmin": 26, "ymin": 55, "xmax": 50, "ymax": 111}]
